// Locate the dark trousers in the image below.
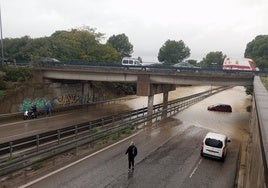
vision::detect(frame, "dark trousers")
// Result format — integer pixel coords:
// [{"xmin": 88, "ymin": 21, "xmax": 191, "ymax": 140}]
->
[{"xmin": 128, "ymin": 157, "xmax": 134, "ymax": 169}]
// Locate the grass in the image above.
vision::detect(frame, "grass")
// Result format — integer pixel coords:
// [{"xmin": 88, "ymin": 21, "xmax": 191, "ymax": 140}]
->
[
  {"xmin": 261, "ymin": 76, "xmax": 268, "ymax": 91},
  {"xmin": 0, "ymin": 90, "xmax": 5, "ymax": 97}
]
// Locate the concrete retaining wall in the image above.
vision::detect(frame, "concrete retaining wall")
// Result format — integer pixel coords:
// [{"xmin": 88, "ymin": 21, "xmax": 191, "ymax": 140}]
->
[
  {"xmin": 0, "ymin": 80, "xmax": 106, "ymax": 114},
  {"xmin": 244, "ymin": 76, "xmax": 268, "ymax": 188}
]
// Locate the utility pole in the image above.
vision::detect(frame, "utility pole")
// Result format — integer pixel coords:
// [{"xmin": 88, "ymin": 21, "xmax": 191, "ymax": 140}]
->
[{"xmin": 0, "ymin": 5, "xmax": 4, "ymax": 64}]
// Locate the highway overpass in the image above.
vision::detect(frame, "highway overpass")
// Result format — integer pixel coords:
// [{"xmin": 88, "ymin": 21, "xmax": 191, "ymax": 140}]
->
[
  {"xmin": 36, "ymin": 65, "xmax": 254, "ymax": 90},
  {"xmin": 35, "ymin": 65, "xmax": 255, "ymax": 125}
]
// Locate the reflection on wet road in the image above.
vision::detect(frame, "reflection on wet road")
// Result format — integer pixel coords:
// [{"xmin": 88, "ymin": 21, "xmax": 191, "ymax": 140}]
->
[
  {"xmin": 20, "ymin": 86, "xmax": 250, "ymax": 188},
  {"xmin": 0, "ymin": 86, "xmax": 211, "ymax": 142}
]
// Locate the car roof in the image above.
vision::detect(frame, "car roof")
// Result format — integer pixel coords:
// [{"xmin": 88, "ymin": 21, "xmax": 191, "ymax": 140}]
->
[
  {"xmin": 205, "ymin": 132, "xmax": 227, "ymax": 141},
  {"xmin": 212, "ymin": 104, "xmax": 231, "ymax": 106}
]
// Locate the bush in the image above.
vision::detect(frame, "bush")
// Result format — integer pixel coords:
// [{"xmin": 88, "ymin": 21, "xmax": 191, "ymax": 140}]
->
[
  {"xmin": 244, "ymin": 86, "xmax": 253, "ymax": 96},
  {"xmin": 0, "ymin": 80, "xmax": 6, "ymax": 90},
  {"xmin": 0, "ymin": 91, "xmax": 5, "ymax": 98},
  {"xmin": 92, "ymin": 127, "xmax": 100, "ymax": 133},
  {"xmin": 122, "ymin": 128, "xmax": 131, "ymax": 134},
  {"xmin": 3, "ymin": 66, "xmax": 33, "ymax": 82},
  {"xmin": 246, "ymin": 105, "xmax": 252, "ymax": 112},
  {"xmin": 261, "ymin": 76, "xmax": 268, "ymax": 91},
  {"xmin": 111, "ymin": 133, "xmax": 120, "ymax": 140}
]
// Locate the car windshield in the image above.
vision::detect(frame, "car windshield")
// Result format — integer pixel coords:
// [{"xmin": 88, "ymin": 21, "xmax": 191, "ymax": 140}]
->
[{"xmin": 205, "ymin": 138, "xmax": 223, "ymax": 148}]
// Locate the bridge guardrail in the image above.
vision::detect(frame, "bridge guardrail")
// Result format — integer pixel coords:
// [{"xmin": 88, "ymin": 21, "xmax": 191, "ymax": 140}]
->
[{"xmin": 0, "ymin": 86, "xmax": 229, "ymax": 177}]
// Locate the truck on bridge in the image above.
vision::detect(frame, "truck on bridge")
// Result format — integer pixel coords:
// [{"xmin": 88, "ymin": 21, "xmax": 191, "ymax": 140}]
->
[{"xmin": 223, "ymin": 57, "xmax": 259, "ymax": 71}]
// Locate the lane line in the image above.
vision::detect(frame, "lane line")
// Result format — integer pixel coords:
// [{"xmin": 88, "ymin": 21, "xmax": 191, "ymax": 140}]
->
[
  {"xmin": 18, "ymin": 130, "xmax": 141, "ymax": 188},
  {"xmin": 189, "ymin": 158, "xmax": 202, "ymax": 178}
]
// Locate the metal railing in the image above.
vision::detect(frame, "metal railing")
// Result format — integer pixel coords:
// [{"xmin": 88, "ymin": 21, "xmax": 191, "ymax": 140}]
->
[{"xmin": 0, "ymin": 86, "xmax": 229, "ymax": 177}]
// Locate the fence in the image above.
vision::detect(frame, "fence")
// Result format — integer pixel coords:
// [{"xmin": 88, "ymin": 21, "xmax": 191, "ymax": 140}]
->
[{"xmin": 0, "ymin": 86, "xmax": 229, "ymax": 177}]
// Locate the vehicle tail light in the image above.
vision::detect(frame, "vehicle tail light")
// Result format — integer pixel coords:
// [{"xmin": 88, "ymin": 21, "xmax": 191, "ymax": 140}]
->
[{"xmin": 223, "ymin": 146, "xmax": 226, "ymax": 154}]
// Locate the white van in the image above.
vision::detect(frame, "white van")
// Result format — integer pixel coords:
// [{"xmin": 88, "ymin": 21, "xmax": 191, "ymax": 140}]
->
[
  {"xmin": 121, "ymin": 57, "xmax": 142, "ymax": 66},
  {"xmin": 201, "ymin": 132, "xmax": 231, "ymax": 162}
]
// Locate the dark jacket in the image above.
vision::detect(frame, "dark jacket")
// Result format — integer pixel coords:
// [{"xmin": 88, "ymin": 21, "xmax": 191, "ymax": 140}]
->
[{"xmin": 125, "ymin": 145, "xmax": 137, "ymax": 159}]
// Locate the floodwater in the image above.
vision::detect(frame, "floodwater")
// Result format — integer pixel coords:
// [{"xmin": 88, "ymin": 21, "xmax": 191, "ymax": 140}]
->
[
  {"xmin": 121, "ymin": 85, "xmax": 251, "ymax": 173},
  {"xmin": 121, "ymin": 85, "xmax": 213, "ymax": 109},
  {"xmin": 173, "ymin": 86, "xmax": 251, "ymax": 142},
  {"xmin": 121, "ymin": 85, "xmax": 251, "ymax": 142}
]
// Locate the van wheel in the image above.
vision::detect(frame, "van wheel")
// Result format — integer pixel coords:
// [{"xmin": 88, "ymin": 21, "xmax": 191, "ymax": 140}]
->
[
  {"xmin": 221, "ymin": 155, "xmax": 225, "ymax": 162},
  {"xmin": 200, "ymin": 150, "xmax": 204, "ymax": 157}
]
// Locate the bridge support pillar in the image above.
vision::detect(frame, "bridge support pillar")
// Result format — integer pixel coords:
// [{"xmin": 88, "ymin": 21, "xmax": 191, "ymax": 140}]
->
[
  {"xmin": 147, "ymin": 95, "xmax": 154, "ymax": 126},
  {"xmin": 137, "ymin": 75, "xmax": 176, "ymax": 126},
  {"xmin": 162, "ymin": 90, "xmax": 168, "ymax": 119},
  {"xmin": 82, "ymin": 81, "xmax": 93, "ymax": 104}
]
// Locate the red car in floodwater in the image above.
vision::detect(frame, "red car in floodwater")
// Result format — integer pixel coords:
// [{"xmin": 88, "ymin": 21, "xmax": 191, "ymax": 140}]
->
[{"xmin": 207, "ymin": 104, "xmax": 232, "ymax": 112}]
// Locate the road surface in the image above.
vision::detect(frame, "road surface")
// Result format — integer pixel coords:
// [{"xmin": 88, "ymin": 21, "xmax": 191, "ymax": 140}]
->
[{"xmin": 17, "ymin": 87, "xmax": 249, "ymax": 188}]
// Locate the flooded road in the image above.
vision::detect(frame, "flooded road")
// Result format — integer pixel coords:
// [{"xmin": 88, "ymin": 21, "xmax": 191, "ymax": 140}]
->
[
  {"xmin": 173, "ymin": 86, "xmax": 251, "ymax": 143},
  {"xmin": 15, "ymin": 86, "xmax": 251, "ymax": 188},
  {"xmin": 0, "ymin": 85, "xmax": 250, "ymax": 146},
  {"xmin": 122, "ymin": 85, "xmax": 250, "ymax": 143}
]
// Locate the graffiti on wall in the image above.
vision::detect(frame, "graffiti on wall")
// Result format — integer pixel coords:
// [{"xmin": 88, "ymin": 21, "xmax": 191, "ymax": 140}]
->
[
  {"xmin": 52, "ymin": 95, "xmax": 82, "ymax": 106},
  {"xmin": 19, "ymin": 95, "xmax": 84, "ymax": 111},
  {"xmin": 19, "ymin": 98, "xmax": 47, "ymax": 111}
]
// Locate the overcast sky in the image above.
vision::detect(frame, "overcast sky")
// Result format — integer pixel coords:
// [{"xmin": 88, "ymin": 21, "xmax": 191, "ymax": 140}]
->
[{"xmin": 1, "ymin": 0, "xmax": 268, "ymax": 62}]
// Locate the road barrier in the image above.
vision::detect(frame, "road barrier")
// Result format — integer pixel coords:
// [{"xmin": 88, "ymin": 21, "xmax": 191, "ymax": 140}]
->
[{"xmin": 0, "ymin": 86, "xmax": 230, "ymax": 177}]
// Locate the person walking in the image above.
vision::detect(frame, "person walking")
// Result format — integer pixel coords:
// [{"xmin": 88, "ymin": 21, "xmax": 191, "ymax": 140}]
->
[
  {"xmin": 32, "ymin": 104, "xmax": 37, "ymax": 118},
  {"xmin": 44, "ymin": 102, "xmax": 51, "ymax": 116},
  {"xmin": 125, "ymin": 141, "xmax": 138, "ymax": 171}
]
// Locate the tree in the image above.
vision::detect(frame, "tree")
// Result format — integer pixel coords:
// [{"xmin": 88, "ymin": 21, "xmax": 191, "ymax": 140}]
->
[
  {"xmin": 187, "ymin": 59, "xmax": 198, "ymax": 66},
  {"xmin": 245, "ymin": 35, "xmax": 268, "ymax": 69},
  {"xmin": 3, "ymin": 27, "xmax": 121, "ymax": 63},
  {"xmin": 245, "ymin": 85, "xmax": 253, "ymax": 96},
  {"xmin": 157, "ymin": 40, "xmax": 190, "ymax": 65},
  {"xmin": 107, "ymin": 34, "xmax": 133, "ymax": 58},
  {"xmin": 137, "ymin": 57, "xmax": 143, "ymax": 63},
  {"xmin": 200, "ymin": 51, "xmax": 226, "ymax": 68}
]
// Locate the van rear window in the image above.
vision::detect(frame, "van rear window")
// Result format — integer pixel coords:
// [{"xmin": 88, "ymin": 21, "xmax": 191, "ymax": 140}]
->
[{"xmin": 205, "ymin": 138, "xmax": 223, "ymax": 148}]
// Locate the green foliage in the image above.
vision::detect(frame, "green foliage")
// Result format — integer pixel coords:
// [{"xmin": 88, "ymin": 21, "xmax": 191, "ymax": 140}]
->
[
  {"xmin": 3, "ymin": 66, "xmax": 33, "ymax": 82},
  {"xmin": 111, "ymin": 83, "xmax": 136, "ymax": 95},
  {"xmin": 187, "ymin": 59, "xmax": 198, "ymax": 66},
  {"xmin": 199, "ymin": 51, "xmax": 226, "ymax": 68},
  {"xmin": 92, "ymin": 127, "xmax": 101, "ymax": 133},
  {"xmin": 0, "ymin": 80, "xmax": 7, "ymax": 90},
  {"xmin": 122, "ymin": 128, "xmax": 132, "ymax": 134},
  {"xmin": 245, "ymin": 86, "xmax": 253, "ymax": 96},
  {"xmin": 245, "ymin": 35, "xmax": 268, "ymax": 69},
  {"xmin": 0, "ymin": 90, "xmax": 5, "ymax": 97},
  {"xmin": 107, "ymin": 33, "xmax": 134, "ymax": 58},
  {"xmin": 246, "ymin": 105, "xmax": 252, "ymax": 112},
  {"xmin": 3, "ymin": 27, "xmax": 121, "ymax": 63},
  {"xmin": 261, "ymin": 76, "xmax": 268, "ymax": 91},
  {"xmin": 158, "ymin": 40, "xmax": 190, "ymax": 65},
  {"xmin": 111, "ymin": 133, "xmax": 120, "ymax": 140},
  {"xmin": 137, "ymin": 56, "xmax": 143, "ymax": 63},
  {"xmin": 29, "ymin": 156, "xmax": 46, "ymax": 170}
]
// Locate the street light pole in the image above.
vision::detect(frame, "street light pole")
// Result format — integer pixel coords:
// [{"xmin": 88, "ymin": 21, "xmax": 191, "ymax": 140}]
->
[{"xmin": 0, "ymin": 5, "xmax": 4, "ymax": 64}]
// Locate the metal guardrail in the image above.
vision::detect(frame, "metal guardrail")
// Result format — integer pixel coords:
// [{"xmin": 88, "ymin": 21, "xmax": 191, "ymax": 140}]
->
[
  {"xmin": 33, "ymin": 61, "xmax": 268, "ymax": 76},
  {"xmin": 0, "ymin": 86, "xmax": 229, "ymax": 177}
]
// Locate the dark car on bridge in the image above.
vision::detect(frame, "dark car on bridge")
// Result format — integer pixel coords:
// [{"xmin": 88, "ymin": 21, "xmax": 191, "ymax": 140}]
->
[{"xmin": 207, "ymin": 104, "xmax": 232, "ymax": 112}]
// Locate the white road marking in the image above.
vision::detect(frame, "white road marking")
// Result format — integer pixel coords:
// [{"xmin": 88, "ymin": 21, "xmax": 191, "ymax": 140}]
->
[
  {"xmin": 189, "ymin": 158, "xmax": 203, "ymax": 178},
  {"xmin": 18, "ymin": 130, "xmax": 141, "ymax": 188}
]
